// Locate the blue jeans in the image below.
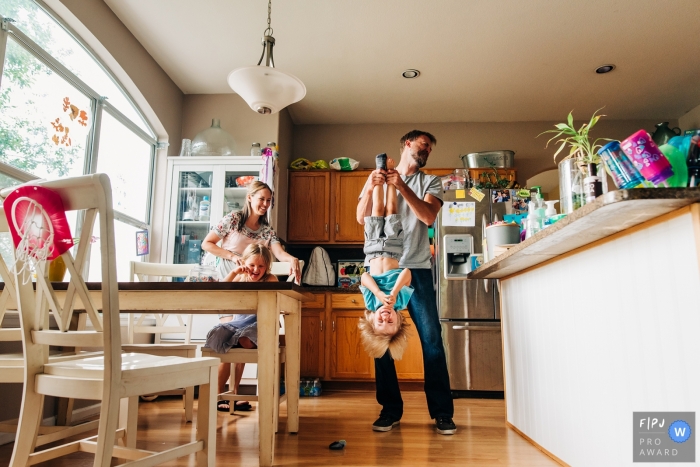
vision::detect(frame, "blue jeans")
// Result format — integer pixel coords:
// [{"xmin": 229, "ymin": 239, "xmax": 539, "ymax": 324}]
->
[{"xmin": 375, "ymin": 268, "xmax": 454, "ymax": 420}]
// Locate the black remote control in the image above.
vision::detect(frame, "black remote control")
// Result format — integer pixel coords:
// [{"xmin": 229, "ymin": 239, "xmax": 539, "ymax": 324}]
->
[{"xmin": 375, "ymin": 153, "xmax": 387, "ymax": 170}]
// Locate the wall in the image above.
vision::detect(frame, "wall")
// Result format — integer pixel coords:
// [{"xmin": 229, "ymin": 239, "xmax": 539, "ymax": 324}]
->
[
  {"xmin": 276, "ymin": 109, "xmax": 294, "ymax": 241},
  {"xmin": 292, "ymin": 119, "xmax": 672, "ymax": 183},
  {"xmin": 679, "ymin": 103, "xmax": 700, "ymax": 131}
]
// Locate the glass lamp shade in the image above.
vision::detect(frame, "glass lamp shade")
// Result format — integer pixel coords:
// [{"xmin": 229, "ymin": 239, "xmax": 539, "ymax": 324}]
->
[
  {"xmin": 227, "ymin": 65, "xmax": 306, "ymax": 114},
  {"xmin": 191, "ymin": 119, "xmax": 236, "ymax": 156}
]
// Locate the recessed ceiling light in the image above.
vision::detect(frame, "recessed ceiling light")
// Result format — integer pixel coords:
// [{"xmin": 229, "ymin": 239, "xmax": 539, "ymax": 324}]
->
[
  {"xmin": 595, "ymin": 64, "xmax": 616, "ymax": 74},
  {"xmin": 402, "ymin": 69, "xmax": 420, "ymax": 79}
]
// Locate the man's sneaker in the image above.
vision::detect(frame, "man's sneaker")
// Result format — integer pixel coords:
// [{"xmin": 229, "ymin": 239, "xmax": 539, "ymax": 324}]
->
[
  {"xmin": 435, "ymin": 417, "xmax": 457, "ymax": 435},
  {"xmin": 372, "ymin": 415, "xmax": 400, "ymax": 432}
]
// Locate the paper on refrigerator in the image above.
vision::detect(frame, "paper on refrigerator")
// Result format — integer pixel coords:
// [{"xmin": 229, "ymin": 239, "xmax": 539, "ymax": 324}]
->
[{"xmin": 442, "ymin": 201, "xmax": 476, "ymax": 226}]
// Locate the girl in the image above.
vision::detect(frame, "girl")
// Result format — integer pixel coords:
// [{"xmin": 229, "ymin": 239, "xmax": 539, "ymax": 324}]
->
[{"xmin": 205, "ymin": 243, "xmax": 278, "ymax": 412}]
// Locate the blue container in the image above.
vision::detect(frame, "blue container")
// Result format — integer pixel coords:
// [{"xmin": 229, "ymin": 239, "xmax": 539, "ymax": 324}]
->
[{"xmin": 598, "ymin": 141, "xmax": 644, "ymax": 189}]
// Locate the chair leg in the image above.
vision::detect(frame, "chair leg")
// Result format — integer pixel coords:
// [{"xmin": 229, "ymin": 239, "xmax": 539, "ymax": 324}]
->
[
  {"xmin": 196, "ymin": 367, "xmax": 217, "ymax": 467},
  {"xmin": 273, "ymin": 359, "xmax": 280, "ymax": 433},
  {"xmin": 118, "ymin": 396, "xmax": 138, "ymax": 449},
  {"xmin": 93, "ymin": 391, "xmax": 121, "ymax": 467},
  {"xmin": 184, "ymin": 386, "xmax": 194, "ymax": 422},
  {"xmin": 9, "ymin": 391, "xmax": 43, "ymax": 467}
]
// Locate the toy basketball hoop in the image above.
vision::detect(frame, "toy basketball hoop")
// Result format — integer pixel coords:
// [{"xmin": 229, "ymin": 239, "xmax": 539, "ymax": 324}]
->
[{"xmin": 2, "ymin": 185, "xmax": 74, "ymax": 282}]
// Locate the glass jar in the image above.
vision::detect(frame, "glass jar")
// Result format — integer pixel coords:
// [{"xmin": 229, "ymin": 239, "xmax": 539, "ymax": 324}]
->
[
  {"xmin": 251, "ymin": 142, "xmax": 262, "ymax": 158},
  {"xmin": 186, "ymin": 265, "xmax": 218, "ymax": 282},
  {"xmin": 191, "ymin": 119, "xmax": 236, "ymax": 156},
  {"xmin": 179, "ymin": 139, "xmax": 192, "ymax": 157}
]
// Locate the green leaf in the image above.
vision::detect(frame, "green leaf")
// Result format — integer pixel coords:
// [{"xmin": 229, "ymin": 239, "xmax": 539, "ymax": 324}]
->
[{"xmin": 567, "ymin": 111, "xmax": 574, "ymax": 127}]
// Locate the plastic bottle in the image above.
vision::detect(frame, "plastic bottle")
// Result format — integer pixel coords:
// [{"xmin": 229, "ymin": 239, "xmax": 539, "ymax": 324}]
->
[
  {"xmin": 524, "ymin": 197, "xmax": 542, "ymax": 239},
  {"xmin": 198, "ymin": 196, "xmax": 210, "ymax": 222},
  {"xmin": 584, "ymin": 164, "xmax": 603, "ymax": 203},
  {"xmin": 312, "ymin": 378, "xmax": 322, "ymax": 397}
]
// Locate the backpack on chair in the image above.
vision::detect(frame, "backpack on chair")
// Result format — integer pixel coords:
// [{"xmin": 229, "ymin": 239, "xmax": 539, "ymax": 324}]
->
[{"xmin": 302, "ymin": 246, "xmax": 335, "ymax": 286}]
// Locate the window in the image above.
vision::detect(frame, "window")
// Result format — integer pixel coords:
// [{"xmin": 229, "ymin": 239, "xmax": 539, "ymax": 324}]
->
[{"xmin": 0, "ymin": 0, "xmax": 158, "ymax": 280}]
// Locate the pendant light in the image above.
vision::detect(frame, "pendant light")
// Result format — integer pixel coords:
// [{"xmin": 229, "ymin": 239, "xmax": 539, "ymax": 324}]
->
[{"xmin": 227, "ymin": 0, "xmax": 306, "ymax": 115}]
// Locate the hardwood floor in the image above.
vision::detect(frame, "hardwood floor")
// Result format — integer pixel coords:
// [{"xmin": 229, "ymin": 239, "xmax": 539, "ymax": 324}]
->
[{"xmin": 0, "ymin": 390, "xmax": 559, "ymax": 466}]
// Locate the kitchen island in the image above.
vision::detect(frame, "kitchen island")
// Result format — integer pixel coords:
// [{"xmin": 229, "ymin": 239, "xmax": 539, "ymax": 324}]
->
[{"xmin": 468, "ymin": 189, "xmax": 700, "ymax": 466}]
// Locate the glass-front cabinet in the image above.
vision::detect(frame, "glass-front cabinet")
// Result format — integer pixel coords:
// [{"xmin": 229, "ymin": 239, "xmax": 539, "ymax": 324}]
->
[{"xmin": 163, "ymin": 156, "xmax": 266, "ymax": 267}]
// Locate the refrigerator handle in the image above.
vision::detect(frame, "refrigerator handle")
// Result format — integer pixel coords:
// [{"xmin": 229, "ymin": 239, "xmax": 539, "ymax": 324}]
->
[
  {"xmin": 483, "ymin": 279, "xmax": 489, "ymax": 293},
  {"xmin": 452, "ymin": 324, "xmax": 501, "ymax": 331}
]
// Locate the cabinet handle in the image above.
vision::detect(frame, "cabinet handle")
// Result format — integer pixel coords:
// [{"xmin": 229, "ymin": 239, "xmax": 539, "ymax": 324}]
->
[
  {"xmin": 351, "ymin": 299, "xmax": 356, "ymax": 303},
  {"xmin": 320, "ymin": 320, "xmax": 323, "ymax": 332},
  {"xmin": 332, "ymin": 320, "xmax": 335, "ymax": 332},
  {"xmin": 325, "ymin": 223, "xmax": 328, "ymax": 232},
  {"xmin": 335, "ymin": 223, "xmax": 339, "ymax": 233}
]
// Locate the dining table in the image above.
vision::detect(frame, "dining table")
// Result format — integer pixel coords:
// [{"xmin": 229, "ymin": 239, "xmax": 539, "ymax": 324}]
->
[{"xmin": 13, "ymin": 280, "xmax": 313, "ymax": 467}]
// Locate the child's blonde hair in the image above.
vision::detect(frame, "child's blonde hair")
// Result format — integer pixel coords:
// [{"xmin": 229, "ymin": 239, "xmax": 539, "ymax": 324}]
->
[
  {"xmin": 358, "ymin": 309, "xmax": 410, "ymax": 360},
  {"xmin": 240, "ymin": 243, "xmax": 274, "ymax": 279}
]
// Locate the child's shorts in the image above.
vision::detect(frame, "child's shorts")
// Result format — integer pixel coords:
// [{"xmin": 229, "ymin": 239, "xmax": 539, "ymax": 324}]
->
[{"xmin": 363, "ymin": 214, "xmax": 403, "ymax": 261}]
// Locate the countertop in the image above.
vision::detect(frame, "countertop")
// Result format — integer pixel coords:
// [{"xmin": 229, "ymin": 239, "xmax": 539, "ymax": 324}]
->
[
  {"xmin": 468, "ymin": 188, "xmax": 700, "ymax": 280},
  {"xmin": 299, "ymin": 286, "xmax": 361, "ymax": 294}
]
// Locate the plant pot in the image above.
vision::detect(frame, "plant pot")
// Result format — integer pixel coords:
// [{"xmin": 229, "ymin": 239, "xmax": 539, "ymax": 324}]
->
[{"xmin": 48, "ymin": 255, "xmax": 67, "ymax": 282}]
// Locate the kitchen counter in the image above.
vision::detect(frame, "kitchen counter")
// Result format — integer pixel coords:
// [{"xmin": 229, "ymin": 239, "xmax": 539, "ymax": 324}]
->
[
  {"xmin": 468, "ymin": 188, "xmax": 700, "ymax": 279},
  {"xmin": 475, "ymin": 190, "xmax": 700, "ymax": 466},
  {"xmin": 300, "ymin": 286, "xmax": 360, "ymax": 294}
]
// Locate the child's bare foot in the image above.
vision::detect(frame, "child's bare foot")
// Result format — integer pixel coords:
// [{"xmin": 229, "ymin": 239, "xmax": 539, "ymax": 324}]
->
[{"xmin": 387, "ymin": 157, "xmax": 396, "ymax": 170}]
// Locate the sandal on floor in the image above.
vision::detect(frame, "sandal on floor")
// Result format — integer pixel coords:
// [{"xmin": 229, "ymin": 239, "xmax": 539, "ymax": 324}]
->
[
  {"xmin": 234, "ymin": 401, "xmax": 252, "ymax": 412},
  {"xmin": 217, "ymin": 400, "xmax": 231, "ymax": 412}
]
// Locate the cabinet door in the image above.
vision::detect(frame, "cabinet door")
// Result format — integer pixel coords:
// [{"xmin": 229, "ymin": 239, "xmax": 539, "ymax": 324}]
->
[
  {"xmin": 300, "ymin": 311, "xmax": 324, "ymax": 378},
  {"xmin": 333, "ymin": 171, "xmax": 368, "ymax": 242},
  {"xmin": 330, "ymin": 310, "xmax": 373, "ymax": 380},
  {"xmin": 300, "ymin": 293, "xmax": 326, "ymax": 378},
  {"xmin": 168, "ymin": 165, "xmax": 214, "ymax": 266},
  {"xmin": 423, "ymin": 168, "xmax": 454, "ymax": 177},
  {"xmin": 288, "ymin": 172, "xmax": 330, "ymax": 242},
  {"xmin": 394, "ymin": 317, "xmax": 424, "ymax": 380}
]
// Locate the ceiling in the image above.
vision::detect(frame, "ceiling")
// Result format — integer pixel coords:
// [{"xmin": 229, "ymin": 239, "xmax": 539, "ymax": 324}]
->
[{"xmin": 104, "ymin": 0, "xmax": 700, "ymax": 126}]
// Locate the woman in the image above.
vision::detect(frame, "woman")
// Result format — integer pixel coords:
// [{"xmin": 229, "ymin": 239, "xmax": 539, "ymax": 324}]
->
[{"xmin": 202, "ymin": 181, "xmax": 301, "ymax": 411}]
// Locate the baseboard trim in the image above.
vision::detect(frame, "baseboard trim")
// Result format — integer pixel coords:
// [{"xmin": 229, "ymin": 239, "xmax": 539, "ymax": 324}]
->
[
  {"xmin": 0, "ymin": 403, "xmax": 101, "ymax": 446},
  {"xmin": 506, "ymin": 421, "xmax": 570, "ymax": 467}
]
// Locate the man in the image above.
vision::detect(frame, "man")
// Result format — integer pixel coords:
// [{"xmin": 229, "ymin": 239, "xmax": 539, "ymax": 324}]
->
[{"xmin": 356, "ymin": 130, "xmax": 456, "ymax": 435}]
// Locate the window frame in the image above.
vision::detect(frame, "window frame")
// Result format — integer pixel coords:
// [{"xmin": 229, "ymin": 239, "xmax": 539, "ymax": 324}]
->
[{"xmin": 0, "ymin": 9, "xmax": 156, "ymax": 233}]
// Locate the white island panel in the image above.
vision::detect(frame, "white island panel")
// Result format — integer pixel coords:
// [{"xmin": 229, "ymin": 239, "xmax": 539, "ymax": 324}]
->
[{"xmin": 502, "ymin": 207, "xmax": 700, "ymax": 466}]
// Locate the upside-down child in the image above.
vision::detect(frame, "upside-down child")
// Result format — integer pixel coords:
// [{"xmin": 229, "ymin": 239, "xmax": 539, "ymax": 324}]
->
[
  {"xmin": 359, "ymin": 155, "xmax": 413, "ymax": 360},
  {"xmin": 205, "ymin": 243, "xmax": 278, "ymax": 412}
]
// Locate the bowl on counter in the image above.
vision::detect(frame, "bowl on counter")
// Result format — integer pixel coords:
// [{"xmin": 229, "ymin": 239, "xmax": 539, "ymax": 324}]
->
[{"xmin": 235, "ymin": 175, "xmax": 258, "ymax": 187}]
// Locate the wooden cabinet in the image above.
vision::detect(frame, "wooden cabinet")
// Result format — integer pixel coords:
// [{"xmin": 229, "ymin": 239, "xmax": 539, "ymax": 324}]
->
[
  {"xmin": 300, "ymin": 293, "xmax": 326, "ymax": 378},
  {"xmin": 300, "ymin": 292, "xmax": 425, "ymax": 382},
  {"xmin": 288, "ymin": 170, "xmax": 370, "ymax": 243},
  {"xmin": 287, "ymin": 172, "xmax": 330, "ymax": 242},
  {"xmin": 333, "ymin": 171, "xmax": 367, "ymax": 242},
  {"xmin": 394, "ymin": 317, "xmax": 424, "ymax": 379},
  {"xmin": 328, "ymin": 294, "xmax": 371, "ymax": 379}
]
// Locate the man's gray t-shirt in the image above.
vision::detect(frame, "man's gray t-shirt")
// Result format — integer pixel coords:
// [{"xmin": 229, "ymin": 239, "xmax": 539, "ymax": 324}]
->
[{"xmin": 360, "ymin": 171, "xmax": 443, "ymax": 269}]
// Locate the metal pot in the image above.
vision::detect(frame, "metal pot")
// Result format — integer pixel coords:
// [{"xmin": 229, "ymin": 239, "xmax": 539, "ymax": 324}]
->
[{"xmin": 461, "ymin": 150, "xmax": 515, "ymax": 168}]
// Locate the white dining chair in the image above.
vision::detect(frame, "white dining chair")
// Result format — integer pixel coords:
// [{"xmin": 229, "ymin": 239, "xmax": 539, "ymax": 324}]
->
[
  {"xmin": 200, "ymin": 260, "xmax": 302, "ymax": 432},
  {"xmin": 122, "ymin": 261, "xmax": 197, "ymax": 421},
  {"xmin": 4, "ymin": 173, "xmax": 219, "ymax": 467},
  {"xmin": 0, "ymin": 206, "xmax": 101, "ymax": 446}
]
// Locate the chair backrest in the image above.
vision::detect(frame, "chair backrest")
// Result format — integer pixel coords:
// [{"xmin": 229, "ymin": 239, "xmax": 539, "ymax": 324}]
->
[
  {"xmin": 0, "ymin": 209, "xmax": 20, "ymax": 343},
  {"xmin": 128, "ymin": 261, "xmax": 193, "ymax": 344},
  {"xmin": 269, "ymin": 261, "xmax": 304, "ymax": 283},
  {"xmin": 2, "ymin": 174, "xmax": 122, "ymax": 377}
]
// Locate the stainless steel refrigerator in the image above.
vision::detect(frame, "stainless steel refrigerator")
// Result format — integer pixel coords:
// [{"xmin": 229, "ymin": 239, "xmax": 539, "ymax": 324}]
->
[{"xmin": 434, "ymin": 188, "xmax": 508, "ymax": 394}]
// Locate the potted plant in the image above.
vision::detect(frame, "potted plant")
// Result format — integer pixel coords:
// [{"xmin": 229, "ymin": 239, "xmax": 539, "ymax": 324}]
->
[
  {"xmin": 538, "ymin": 108, "xmax": 611, "ymax": 213},
  {"xmin": 538, "ymin": 107, "xmax": 610, "ymax": 166}
]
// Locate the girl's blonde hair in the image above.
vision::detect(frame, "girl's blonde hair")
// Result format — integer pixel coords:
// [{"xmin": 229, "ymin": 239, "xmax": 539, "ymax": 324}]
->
[
  {"xmin": 236, "ymin": 181, "xmax": 273, "ymax": 232},
  {"xmin": 240, "ymin": 243, "xmax": 274, "ymax": 279},
  {"xmin": 358, "ymin": 309, "xmax": 410, "ymax": 360}
]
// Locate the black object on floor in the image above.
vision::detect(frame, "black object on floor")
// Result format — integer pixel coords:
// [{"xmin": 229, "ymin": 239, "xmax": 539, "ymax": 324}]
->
[{"xmin": 329, "ymin": 440, "xmax": 346, "ymax": 450}]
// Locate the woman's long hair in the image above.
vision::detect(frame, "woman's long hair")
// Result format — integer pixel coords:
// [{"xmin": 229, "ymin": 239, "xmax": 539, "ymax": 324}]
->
[{"xmin": 236, "ymin": 181, "xmax": 272, "ymax": 232}]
